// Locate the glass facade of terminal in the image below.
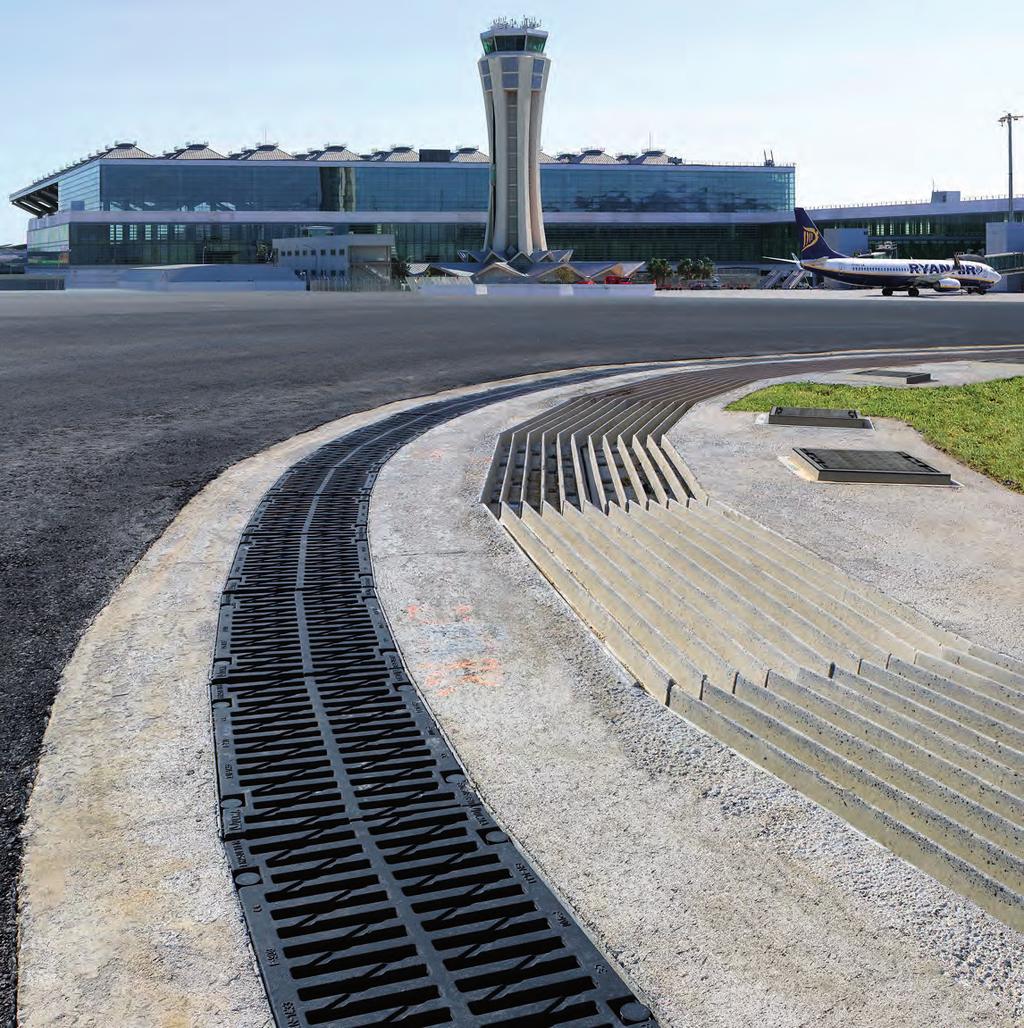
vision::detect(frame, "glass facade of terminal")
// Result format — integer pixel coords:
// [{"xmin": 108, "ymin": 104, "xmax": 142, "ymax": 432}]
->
[
  {"xmin": 57, "ymin": 164, "xmax": 101, "ymax": 211},
  {"xmin": 27, "ymin": 221, "xmax": 352, "ymax": 267},
  {"xmin": 541, "ymin": 168, "xmax": 794, "ymax": 214},
  {"xmin": 22, "ymin": 157, "xmax": 797, "ymax": 266},
  {"xmin": 26, "ymin": 219, "xmax": 795, "ymax": 266},
  {"xmin": 93, "ymin": 164, "xmax": 322, "ymax": 213},
  {"xmin": 545, "ymin": 222, "xmax": 794, "ymax": 261},
  {"xmin": 814, "ymin": 213, "xmax": 993, "ymax": 258},
  {"xmin": 53, "ymin": 162, "xmax": 794, "ymax": 215}
]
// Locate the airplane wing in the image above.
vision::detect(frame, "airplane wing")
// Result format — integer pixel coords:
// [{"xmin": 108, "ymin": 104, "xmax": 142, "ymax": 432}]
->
[{"xmin": 762, "ymin": 256, "xmax": 799, "ymax": 264}]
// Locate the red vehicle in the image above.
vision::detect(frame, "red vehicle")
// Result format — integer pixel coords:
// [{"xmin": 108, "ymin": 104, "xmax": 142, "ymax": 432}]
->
[{"xmin": 603, "ymin": 274, "xmax": 631, "ymax": 284}]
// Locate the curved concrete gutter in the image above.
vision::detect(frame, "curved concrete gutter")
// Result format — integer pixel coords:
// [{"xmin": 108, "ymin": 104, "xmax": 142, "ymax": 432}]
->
[{"xmin": 15, "ymin": 359, "xmax": 681, "ymax": 1026}]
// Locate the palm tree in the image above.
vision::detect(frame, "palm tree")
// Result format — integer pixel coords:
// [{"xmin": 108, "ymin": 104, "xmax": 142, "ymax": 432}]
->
[
  {"xmin": 676, "ymin": 257, "xmax": 694, "ymax": 280},
  {"xmin": 646, "ymin": 257, "xmax": 671, "ymax": 287},
  {"xmin": 697, "ymin": 257, "xmax": 715, "ymax": 280}
]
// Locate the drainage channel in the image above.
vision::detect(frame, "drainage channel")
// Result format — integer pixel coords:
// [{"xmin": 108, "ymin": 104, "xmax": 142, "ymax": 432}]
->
[{"xmin": 211, "ymin": 368, "xmax": 669, "ymax": 1028}]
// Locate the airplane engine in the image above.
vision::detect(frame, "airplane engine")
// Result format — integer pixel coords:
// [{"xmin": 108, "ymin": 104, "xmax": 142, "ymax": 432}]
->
[{"xmin": 935, "ymin": 277, "xmax": 961, "ymax": 293}]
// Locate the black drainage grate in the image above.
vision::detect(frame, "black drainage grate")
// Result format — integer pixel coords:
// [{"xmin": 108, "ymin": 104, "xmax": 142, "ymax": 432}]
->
[
  {"xmin": 793, "ymin": 447, "xmax": 952, "ymax": 485},
  {"xmin": 212, "ymin": 374, "xmax": 660, "ymax": 1028},
  {"xmin": 768, "ymin": 406, "xmax": 869, "ymax": 428}
]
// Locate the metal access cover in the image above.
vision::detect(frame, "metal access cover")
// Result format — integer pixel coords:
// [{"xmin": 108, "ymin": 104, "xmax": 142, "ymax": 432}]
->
[
  {"xmin": 768, "ymin": 406, "xmax": 869, "ymax": 428},
  {"xmin": 854, "ymin": 369, "xmax": 932, "ymax": 384},
  {"xmin": 793, "ymin": 447, "xmax": 952, "ymax": 484},
  {"xmin": 212, "ymin": 371, "xmax": 660, "ymax": 1028}
]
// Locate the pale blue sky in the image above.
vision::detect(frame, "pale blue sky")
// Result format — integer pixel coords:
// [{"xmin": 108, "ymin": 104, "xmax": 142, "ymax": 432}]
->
[{"xmin": 2, "ymin": 0, "xmax": 1022, "ymax": 243}]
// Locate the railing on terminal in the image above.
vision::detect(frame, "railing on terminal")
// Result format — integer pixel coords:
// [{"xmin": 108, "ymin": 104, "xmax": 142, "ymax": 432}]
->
[{"xmin": 810, "ymin": 194, "xmax": 1024, "ymax": 212}]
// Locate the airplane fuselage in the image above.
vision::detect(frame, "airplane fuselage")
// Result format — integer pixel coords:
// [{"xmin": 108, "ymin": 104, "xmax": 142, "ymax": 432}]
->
[{"xmin": 800, "ymin": 256, "xmax": 1001, "ymax": 293}]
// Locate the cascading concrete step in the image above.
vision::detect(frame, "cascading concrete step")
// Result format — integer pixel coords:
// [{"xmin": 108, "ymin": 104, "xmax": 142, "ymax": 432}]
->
[
  {"xmin": 685, "ymin": 500, "xmax": 1024, "ymax": 682},
  {"xmin": 501, "ymin": 502, "xmax": 685, "ymax": 701},
  {"xmin": 485, "ymin": 358, "xmax": 1024, "ymax": 933},
  {"xmin": 671, "ymin": 681, "xmax": 1024, "ymax": 931},
  {"xmin": 668, "ymin": 503, "xmax": 922, "ymax": 663},
  {"xmin": 686, "ymin": 500, "xmax": 963, "ymax": 655},
  {"xmin": 790, "ymin": 668, "xmax": 1024, "ymax": 806},
  {"xmin": 915, "ymin": 651, "xmax": 1024, "ymax": 709},
  {"xmin": 555, "ymin": 501, "xmax": 781, "ymax": 686},
  {"xmin": 946, "ymin": 648, "xmax": 1024, "ymax": 690},
  {"xmin": 705, "ymin": 679, "xmax": 1024, "ymax": 897},
  {"xmin": 603, "ymin": 503, "xmax": 834, "ymax": 676},
  {"xmin": 546, "ymin": 506, "xmax": 739, "ymax": 691},
  {"xmin": 510, "ymin": 500, "xmax": 1024, "ymax": 924},
  {"xmin": 736, "ymin": 676, "xmax": 1024, "ymax": 861},
  {"xmin": 633, "ymin": 503, "xmax": 873, "ymax": 670},
  {"xmin": 838, "ymin": 664, "xmax": 1024, "ymax": 774},
  {"xmin": 965, "ymin": 644, "xmax": 1024, "ymax": 679},
  {"xmin": 512, "ymin": 502, "xmax": 709, "ymax": 698},
  {"xmin": 566, "ymin": 503, "xmax": 806, "ymax": 684},
  {"xmin": 884, "ymin": 656, "xmax": 1024, "ymax": 739}
]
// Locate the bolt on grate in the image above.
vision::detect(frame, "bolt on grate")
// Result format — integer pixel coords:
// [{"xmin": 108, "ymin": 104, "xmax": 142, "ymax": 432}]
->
[{"xmin": 212, "ymin": 373, "xmax": 664, "ymax": 1027}]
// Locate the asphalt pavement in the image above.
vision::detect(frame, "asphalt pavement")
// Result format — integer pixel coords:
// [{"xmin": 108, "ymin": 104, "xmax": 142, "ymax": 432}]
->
[{"xmin": 1, "ymin": 288, "xmax": 1022, "ymax": 1021}]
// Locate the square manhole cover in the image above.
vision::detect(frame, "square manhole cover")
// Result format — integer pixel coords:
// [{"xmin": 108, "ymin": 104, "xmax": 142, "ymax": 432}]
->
[
  {"xmin": 854, "ymin": 368, "xmax": 932, "ymax": 384},
  {"xmin": 793, "ymin": 447, "xmax": 952, "ymax": 485},
  {"xmin": 768, "ymin": 406, "xmax": 870, "ymax": 428}
]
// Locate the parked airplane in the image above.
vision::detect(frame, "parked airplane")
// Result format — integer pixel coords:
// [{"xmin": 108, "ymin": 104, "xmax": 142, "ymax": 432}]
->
[{"xmin": 768, "ymin": 209, "xmax": 1001, "ymax": 295}]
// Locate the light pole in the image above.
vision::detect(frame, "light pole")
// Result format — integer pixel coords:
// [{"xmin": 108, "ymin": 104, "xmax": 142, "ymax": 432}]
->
[{"xmin": 998, "ymin": 112, "xmax": 1022, "ymax": 221}]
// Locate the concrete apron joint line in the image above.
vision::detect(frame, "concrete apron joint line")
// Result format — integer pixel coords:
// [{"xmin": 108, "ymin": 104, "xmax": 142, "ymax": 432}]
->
[{"xmin": 16, "ymin": 341, "xmax": 1024, "ymax": 1027}]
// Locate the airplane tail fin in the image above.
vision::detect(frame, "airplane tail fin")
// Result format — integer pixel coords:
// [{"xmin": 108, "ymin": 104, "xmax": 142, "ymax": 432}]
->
[{"xmin": 795, "ymin": 208, "xmax": 845, "ymax": 260}]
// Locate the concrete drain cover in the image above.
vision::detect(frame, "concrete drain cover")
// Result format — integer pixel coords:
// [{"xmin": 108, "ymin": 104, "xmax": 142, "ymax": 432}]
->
[
  {"xmin": 793, "ymin": 447, "xmax": 952, "ymax": 485},
  {"xmin": 854, "ymin": 369, "xmax": 932, "ymax": 384},
  {"xmin": 768, "ymin": 406, "xmax": 870, "ymax": 428}
]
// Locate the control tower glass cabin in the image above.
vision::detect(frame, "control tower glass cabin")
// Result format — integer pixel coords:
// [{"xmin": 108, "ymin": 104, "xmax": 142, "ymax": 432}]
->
[{"xmin": 478, "ymin": 20, "xmax": 550, "ymax": 259}]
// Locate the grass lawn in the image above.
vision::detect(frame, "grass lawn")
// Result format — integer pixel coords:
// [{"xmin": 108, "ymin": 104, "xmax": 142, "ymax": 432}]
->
[{"xmin": 726, "ymin": 376, "xmax": 1024, "ymax": 493}]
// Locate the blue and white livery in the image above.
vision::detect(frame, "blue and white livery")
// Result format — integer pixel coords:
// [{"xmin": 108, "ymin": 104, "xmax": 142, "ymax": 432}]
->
[{"xmin": 771, "ymin": 209, "xmax": 1001, "ymax": 296}]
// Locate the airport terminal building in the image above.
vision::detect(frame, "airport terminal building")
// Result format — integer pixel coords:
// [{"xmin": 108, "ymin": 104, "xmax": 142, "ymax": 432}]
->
[
  {"xmin": 9, "ymin": 142, "xmax": 797, "ymax": 270},
  {"xmin": 12, "ymin": 146, "xmax": 1024, "ymax": 277}
]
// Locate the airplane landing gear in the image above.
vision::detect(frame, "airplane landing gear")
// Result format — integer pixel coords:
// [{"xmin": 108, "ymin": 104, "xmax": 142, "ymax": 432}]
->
[
  {"xmin": 881, "ymin": 287, "xmax": 893, "ymax": 296},
  {"xmin": 908, "ymin": 286, "xmax": 920, "ymax": 297}
]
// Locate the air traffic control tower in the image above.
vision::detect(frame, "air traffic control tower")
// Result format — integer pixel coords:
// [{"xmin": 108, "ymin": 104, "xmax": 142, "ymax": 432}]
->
[{"xmin": 478, "ymin": 18, "xmax": 550, "ymax": 259}]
